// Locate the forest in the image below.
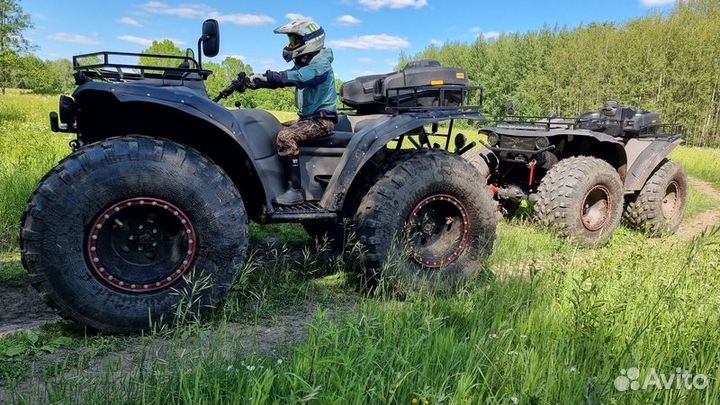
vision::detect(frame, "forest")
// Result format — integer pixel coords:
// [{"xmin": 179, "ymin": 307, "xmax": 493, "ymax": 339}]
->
[{"xmin": 3, "ymin": 0, "xmax": 719, "ymax": 147}]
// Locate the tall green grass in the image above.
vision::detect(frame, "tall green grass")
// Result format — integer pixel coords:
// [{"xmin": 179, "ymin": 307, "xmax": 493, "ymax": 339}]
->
[
  {"xmin": 0, "ymin": 91, "xmax": 70, "ymax": 251},
  {"xmin": 671, "ymin": 146, "xmax": 720, "ymax": 189},
  {"xmin": 9, "ymin": 228, "xmax": 720, "ymax": 404}
]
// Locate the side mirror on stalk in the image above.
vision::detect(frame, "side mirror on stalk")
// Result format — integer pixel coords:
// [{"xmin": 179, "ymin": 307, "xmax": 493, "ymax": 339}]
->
[{"xmin": 201, "ymin": 19, "xmax": 220, "ymax": 57}]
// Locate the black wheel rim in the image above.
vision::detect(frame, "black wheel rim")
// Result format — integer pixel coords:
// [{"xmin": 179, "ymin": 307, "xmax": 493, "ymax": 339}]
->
[
  {"xmin": 662, "ymin": 181, "xmax": 680, "ymax": 220},
  {"xmin": 581, "ymin": 185, "xmax": 612, "ymax": 232},
  {"xmin": 405, "ymin": 194, "xmax": 470, "ymax": 268},
  {"xmin": 86, "ymin": 197, "xmax": 197, "ymax": 293}
]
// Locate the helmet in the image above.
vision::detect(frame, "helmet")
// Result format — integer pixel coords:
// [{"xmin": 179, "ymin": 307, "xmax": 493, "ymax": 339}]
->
[{"xmin": 273, "ymin": 19, "xmax": 325, "ymax": 63}]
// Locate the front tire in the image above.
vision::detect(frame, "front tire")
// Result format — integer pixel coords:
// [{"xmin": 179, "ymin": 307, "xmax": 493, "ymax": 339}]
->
[
  {"xmin": 354, "ymin": 150, "xmax": 497, "ymax": 291},
  {"xmin": 20, "ymin": 136, "xmax": 248, "ymax": 333},
  {"xmin": 623, "ymin": 159, "xmax": 688, "ymax": 235},
  {"xmin": 534, "ymin": 156, "xmax": 624, "ymax": 247}
]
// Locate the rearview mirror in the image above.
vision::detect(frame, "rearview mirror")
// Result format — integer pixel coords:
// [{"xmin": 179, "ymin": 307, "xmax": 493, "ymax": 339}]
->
[{"xmin": 201, "ymin": 19, "xmax": 220, "ymax": 57}]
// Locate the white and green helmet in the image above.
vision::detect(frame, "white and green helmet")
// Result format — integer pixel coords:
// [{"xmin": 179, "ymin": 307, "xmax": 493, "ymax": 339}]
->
[{"xmin": 273, "ymin": 19, "xmax": 326, "ymax": 63}]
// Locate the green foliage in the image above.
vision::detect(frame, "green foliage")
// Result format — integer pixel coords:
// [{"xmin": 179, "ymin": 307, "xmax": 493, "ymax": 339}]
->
[
  {"xmin": 205, "ymin": 56, "xmax": 298, "ymax": 112},
  {"xmin": 0, "ymin": 0, "xmax": 33, "ymax": 94},
  {"xmin": 138, "ymin": 39, "xmax": 185, "ymax": 68},
  {"xmin": 401, "ymin": 0, "xmax": 720, "ymax": 147}
]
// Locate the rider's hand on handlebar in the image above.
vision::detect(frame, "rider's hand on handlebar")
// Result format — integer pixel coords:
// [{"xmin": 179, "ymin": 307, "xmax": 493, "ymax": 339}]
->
[{"xmin": 248, "ymin": 73, "xmax": 268, "ymax": 89}]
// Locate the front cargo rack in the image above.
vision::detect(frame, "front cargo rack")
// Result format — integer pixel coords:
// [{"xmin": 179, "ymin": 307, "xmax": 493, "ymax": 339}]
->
[
  {"xmin": 73, "ymin": 51, "xmax": 212, "ymax": 83},
  {"xmin": 485, "ymin": 116, "xmax": 682, "ymax": 139}
]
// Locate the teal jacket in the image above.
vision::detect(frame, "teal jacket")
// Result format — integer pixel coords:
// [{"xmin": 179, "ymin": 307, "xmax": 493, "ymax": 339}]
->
[{"xmin": 275, "ymin": 48, "xmax": 338, "ymax": 120}]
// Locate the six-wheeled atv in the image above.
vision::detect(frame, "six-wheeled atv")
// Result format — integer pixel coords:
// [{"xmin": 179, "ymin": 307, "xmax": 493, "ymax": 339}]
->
[
  {"xmin": 465, "ymin": 100, "xmax": 687, "ymax": 246},
  {"xmin": 21, "ymin": 20, "xmax": 497, "ymax": 333}
]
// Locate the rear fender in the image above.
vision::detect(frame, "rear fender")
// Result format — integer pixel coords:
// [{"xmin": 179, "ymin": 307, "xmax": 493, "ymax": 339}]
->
[
  {"xmin": 320, "ymin": 110, "xmax": 487, "ymax": 211},
  {"xmin": 624, "ymin": 137, "xmax": 682, "ymax": 191}
]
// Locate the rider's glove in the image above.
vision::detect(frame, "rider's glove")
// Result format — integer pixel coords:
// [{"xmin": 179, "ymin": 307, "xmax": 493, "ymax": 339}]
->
[{"xmin": 248, "ymin": 73, "xmax": 268, "ymax": 89}]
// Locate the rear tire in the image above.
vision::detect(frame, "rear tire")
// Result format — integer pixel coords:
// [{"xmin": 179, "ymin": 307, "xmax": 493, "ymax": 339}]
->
[
  {"xmin": 354, "ymin": 150, "xmax": 497, "ymax": 291},
  {"xmin": 534, "ymin": 156, "xmax": 624, "ymax": 247},
  {"xmin": 20, "ymin": 136, "xmax": 248, "ymax": 333},
  {"xmin": 623, "ymin": 159, "xmax": 688, "ymax": 236}
]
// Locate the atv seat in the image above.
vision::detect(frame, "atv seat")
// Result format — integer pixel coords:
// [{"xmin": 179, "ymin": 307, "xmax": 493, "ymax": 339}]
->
[
  {"xmin": 300, "ymin": 115, "xmax": 387, "ymax": 149},
  {"xmin": 302, "ymin": 130, "xmax": 354, "ymax": 148}
]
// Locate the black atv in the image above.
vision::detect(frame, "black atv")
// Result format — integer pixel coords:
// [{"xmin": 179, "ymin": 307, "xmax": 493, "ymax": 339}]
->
[
  {"xmin": 21, "ymin": 20, "xmax": 497, "ymax": 333},
  {"xmin": 466, "ymin": 100, "xmax": 687, "ymax": 246}
]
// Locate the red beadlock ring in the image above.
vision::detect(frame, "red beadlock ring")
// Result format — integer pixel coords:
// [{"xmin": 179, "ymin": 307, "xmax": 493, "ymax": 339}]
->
[
  {"xmin": 405, "ymin": 194, "xmax": 471, "ymax": 268},
  {"xmin": 86, "ymin": 197, "xmax": 197, "ymax": 293}
]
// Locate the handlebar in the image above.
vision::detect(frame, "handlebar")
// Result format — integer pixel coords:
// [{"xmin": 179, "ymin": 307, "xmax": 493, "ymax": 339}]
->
[{"xmin": 213, "ymin": 72, "xmax": 251, "ymax": 102}]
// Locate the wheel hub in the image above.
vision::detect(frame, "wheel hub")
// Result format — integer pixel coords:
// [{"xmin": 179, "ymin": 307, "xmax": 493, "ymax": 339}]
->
[
  {"xmin": 581, "ymin": 185, "xmax": 612, "ymax": 232},
  {"xmin": 405, "ymin": 194, "xmax": 470, "ymax": 268},
  {"xmin": 86, "ymin": 197, "xmax": 197, "ymax": 293}
]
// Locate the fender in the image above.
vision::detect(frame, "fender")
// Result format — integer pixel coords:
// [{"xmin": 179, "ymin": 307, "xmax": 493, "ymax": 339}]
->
[
  {"xmin": 73, "ymin": 81, "xmax": 257, "ymax": 154},
  {"xmin": 320, "ymin": 110, "xmax": 487, "ymax": 211},
  {"xmin": 624, "ymin": 136, "xmax": 682, "ymax": 191},
  {"xmin": 72, "ymin": 81, "xmax": 277, "ymax": 209}
]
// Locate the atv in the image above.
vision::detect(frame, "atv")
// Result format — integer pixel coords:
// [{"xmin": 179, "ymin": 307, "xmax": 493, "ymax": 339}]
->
[
  {"xmin": 465, "ymin": 100, "xmax": 687, "ymax": 246},
  {"xmin": 21, "ymin": 20, "xmax": 497, "ymax": 333}
]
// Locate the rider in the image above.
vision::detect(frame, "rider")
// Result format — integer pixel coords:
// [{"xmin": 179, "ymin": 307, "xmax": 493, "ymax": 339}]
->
[{"xmin": 250, "ymin": 19, "xmax": 338, "ymax": 206}]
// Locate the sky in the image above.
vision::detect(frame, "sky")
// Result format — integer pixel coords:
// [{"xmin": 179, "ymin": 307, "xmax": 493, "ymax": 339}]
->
[{"xmin": 23, "ymin": 0, "xmax": 679, "ymax": 81}]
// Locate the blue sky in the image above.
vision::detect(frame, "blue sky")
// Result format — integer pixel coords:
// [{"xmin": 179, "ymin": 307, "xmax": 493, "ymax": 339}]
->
[{"xmin": 24, "ymin": 0, "xmax": 678, "ymax": 80}]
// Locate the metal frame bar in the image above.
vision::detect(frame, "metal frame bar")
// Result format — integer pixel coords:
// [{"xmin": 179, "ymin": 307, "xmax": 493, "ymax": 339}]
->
[{"xmin": 72, "ymin": 51, "xmax": 212, "ymax": 81}]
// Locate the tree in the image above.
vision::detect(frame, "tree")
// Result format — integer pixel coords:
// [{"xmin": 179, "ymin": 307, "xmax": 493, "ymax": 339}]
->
[
  {"xmin": 0, "ymin": 0, "xmax": 33, "ymax": 94},
  {"xmin": 139, "ymin": 39, "xmax": 185, "ymax": 69}
]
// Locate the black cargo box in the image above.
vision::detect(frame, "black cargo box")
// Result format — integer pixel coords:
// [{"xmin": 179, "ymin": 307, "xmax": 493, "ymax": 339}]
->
[{"xmin": 341, "ymin": 59, "xmax": 469, "ymax": 114}]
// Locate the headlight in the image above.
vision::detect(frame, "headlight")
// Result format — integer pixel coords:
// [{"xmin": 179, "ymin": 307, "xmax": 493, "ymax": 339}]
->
[
  {"xmin": 483, "ymin": 131, "xmax": 499, "ymax": 147},
  {"xmin": 535, "ymin": 137, "xmax": 550, "ymax": 149}
]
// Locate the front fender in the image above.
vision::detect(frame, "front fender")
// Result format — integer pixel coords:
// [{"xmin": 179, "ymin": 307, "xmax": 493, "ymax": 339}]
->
[{"xmin": 320, "ymin": 110, "xmax": 486, "ymax": 211}]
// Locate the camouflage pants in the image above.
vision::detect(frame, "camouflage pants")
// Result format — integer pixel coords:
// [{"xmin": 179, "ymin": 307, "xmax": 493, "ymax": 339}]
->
[{"xmin": 276, "ymin": 118, "xmax": 335, "ymax": 157}]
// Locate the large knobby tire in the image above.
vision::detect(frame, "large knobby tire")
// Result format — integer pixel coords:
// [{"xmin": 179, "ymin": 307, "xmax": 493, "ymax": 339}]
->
[
  {"xmin": 354, "ymin": 150, "xmax": 497, "ymax": 291},
  {"xmin": 534, "ymin": 156, "xmax": 624, "ymax": 247},
  {"xmin": 462, "ymin": 148, "xmax": 492, "ymax": 182},
  {"xmin": 20, "ymin": 136, "xmax": 248, "ymax": 333},
  {"xmin": 623, "ymin": 159, "xmax": 688, "ymax": 236}
]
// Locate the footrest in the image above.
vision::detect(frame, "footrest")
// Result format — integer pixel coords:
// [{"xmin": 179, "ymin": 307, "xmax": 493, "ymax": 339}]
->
[{"xmin": 270, "ymin": 202, "xmax": 337, "ymax": 222}]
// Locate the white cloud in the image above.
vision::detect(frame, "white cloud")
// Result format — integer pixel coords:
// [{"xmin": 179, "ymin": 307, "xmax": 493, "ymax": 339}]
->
[
  {"xmin": 356, "ymin": 57, "xmax": 374, "ymax": 63},
  {"xmin": 469, "ymin": 27, "xmax": 501, "ymax": 41},
  {"xmin": 223, "ymin": 54, "xmax": 246, "ymax": 61},
  {"xmin": 336, "ymin": 14, "xmax": 362, "ymax": 26},
  {"xmin": 214, "ymin": 13, "xmax": 275, "ymax": 26},
  {"xmin": 358, "ymin": 0, "xmax": 428, "ymax": 10},
  {"xmin": 118, "ymin": 35, "xmax": 154, "ymax": 46},
  {"xmin": 139, "ymin": 1, "xmax": 209, "ymax": 18},
  {"xmin": 483, "ymin": 31, "xmax": 500, "ymax": 41},
  {"xmin": 329, "ymin": 34, "xmax": 410, "ymax": 50},
  {"xmin": 640, "ymin": 0, "xmax": 676, "ymax": 6},
  {"xmin": 117, "ymin": 16, "xmax": 143, "ymax": 27},
  {"xmin": 118, "ymin": 35, "xmax": 185, "ymax": 47},
  {"xmin": 48, "ymin": 32, "xmax": 100, "ymax": 45},
  {"xmin": 285, "ymin": 13, "xmax": 311, "ymax": 20},
  {"xmin": 429, "ymin": 38, "xmax": 443, "ymax": 46},
  {"xmin": 138, "ymin": 2, "xmax": 275, "ymax": 26}
]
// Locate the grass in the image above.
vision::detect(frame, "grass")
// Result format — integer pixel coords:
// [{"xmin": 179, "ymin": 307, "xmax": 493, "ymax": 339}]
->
[
  {"xmin": 671, "ymin": 146, "xmax": 720, "ymax": 189},
  {"xmin": 2, "ymin": 90, "xmax": 720, "ymax": 404}
]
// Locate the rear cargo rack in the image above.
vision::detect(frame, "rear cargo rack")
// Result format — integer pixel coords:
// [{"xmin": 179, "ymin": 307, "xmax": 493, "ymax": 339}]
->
[
  {"xmin": 383, "ymin": 85, "xmax": 482, "ymax": 114},
  {"xmin": 73, "ymin": 51, "xmax": 212, "ymax": 83}
]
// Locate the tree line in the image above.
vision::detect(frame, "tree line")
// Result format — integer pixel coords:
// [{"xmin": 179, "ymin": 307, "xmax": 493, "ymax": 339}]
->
[{"xmin": 401, "ymin": 0, "xmax": 720, "ymax": 147}]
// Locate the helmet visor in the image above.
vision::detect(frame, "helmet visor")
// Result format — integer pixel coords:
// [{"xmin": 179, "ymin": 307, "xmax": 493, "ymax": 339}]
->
[{"xmin": 287, "ymin": 34, "xmax": 303, "ymax": 50}]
